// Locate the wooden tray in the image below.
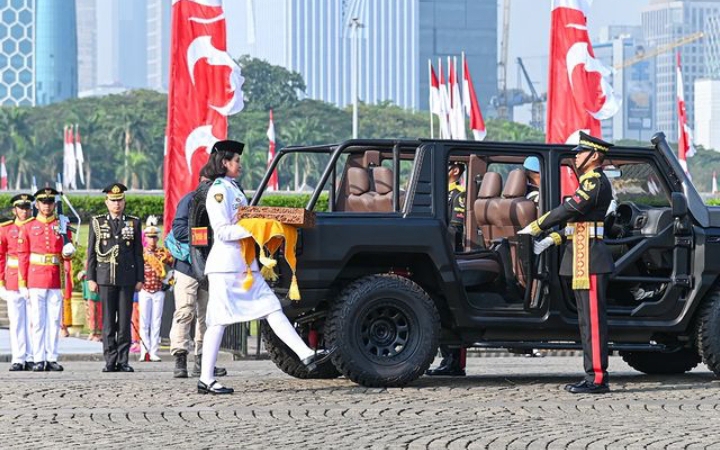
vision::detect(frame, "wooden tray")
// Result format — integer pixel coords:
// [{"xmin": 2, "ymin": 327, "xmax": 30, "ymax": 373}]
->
[{"xmin": 237, "ymin": 206, "xmax": 316, "ymax": 228}]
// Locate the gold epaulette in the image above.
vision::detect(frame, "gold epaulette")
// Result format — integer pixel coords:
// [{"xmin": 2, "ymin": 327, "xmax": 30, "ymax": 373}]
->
[
  {"xmin": 92, "ymin": 214, "xmax": 105, "ymax": 220},
  {"xmin": 0, "ymin": 220, "xmax": 12, "ymax": 227},
  {"xmin": 126, "ymin": 215, "xmax": 139, "ymax": 221},
  {"xmin": 579, "ymin": 171, "xmax": 601, "ymax": 183}
]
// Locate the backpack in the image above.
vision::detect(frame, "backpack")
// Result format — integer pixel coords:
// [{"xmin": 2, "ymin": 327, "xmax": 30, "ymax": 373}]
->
[{"xmin": 165, "ymin": 229, "xmax": 191, "ymax": 263}]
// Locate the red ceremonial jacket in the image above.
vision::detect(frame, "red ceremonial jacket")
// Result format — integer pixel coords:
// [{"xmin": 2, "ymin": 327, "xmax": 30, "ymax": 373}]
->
[
  {"xmin": 0, "ymin": 218, "xmax": 32, "ymax": 291},
  {"xmin": 18, "ymin": 215, "xmax": 72, "ymax": 289}
]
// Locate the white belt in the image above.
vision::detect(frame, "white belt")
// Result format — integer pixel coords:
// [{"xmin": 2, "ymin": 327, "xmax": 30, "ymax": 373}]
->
[
  {"xmin": 6, "ymin": 256, "xmax": 17, "ymax": 268},
  {"xmin": 30, "ymin": 253, "xmax": 60, "ymax": 265},
  {"xmin": 565, "ymin": 224, "xmax": 604, "ymax": 239}
]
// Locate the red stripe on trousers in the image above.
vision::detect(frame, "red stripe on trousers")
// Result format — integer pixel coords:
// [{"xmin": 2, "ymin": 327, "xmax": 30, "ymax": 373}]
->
[{"xmin": 589, "ymin": 274, "xmax": 603, "ymax": 384}]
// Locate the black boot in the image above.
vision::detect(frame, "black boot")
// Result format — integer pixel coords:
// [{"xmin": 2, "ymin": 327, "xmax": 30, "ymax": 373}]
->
[
  {"xmin": 173, "ymin": 351, "xmax": 188, "ymax": 379},
  {"xmin": 190, "ymin": 355, "xmax": 228, "ymax": 377},
  {"xmin": 426, "ymin": 348, "xmax": 466, "ymax": 376}
]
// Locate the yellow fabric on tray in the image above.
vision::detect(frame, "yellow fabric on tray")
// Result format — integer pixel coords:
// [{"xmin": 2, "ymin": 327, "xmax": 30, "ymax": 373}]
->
[{"xmin": 237, "ymin": 218, "xmax": 301, "ymax": 300}]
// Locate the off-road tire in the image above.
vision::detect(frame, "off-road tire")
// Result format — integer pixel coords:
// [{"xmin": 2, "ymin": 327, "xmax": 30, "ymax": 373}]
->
[
  {"xmin": 325, "ymin": 274, "xmax": 440, "ymax": 387},
  {"xmin": 260, "ymin": 321, "xmax": 341, "ymax": 379},
  {"xmin": 695, "ymin": 290, "xmax": 720, "ymax": 376},
  {"xmin": 620, "ymin": 349, "xmax": 700, "ymax": 375},
  {"xmin": 188, "ymin": 181, "xmax": 212, "ymax": 289}
]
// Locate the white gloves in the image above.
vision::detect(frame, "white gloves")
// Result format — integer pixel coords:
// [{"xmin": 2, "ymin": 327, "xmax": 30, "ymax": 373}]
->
[
  {"xmin": 518, "ymin": 224, "xmax": 534, "ymax": 235},
  {"xmin": 19, "ymin": 287, "xmax": 28, "ymax": 299},
  {"xmin": 534, "ymin": 236, "xmax": 556, "ymax": 255},
  {"xmin": 0, "ymin": 286, "xmax": 7, "ymax": 300},
  {"xmin": 62, "ymin": 242, "xmax": 76, "ymax": 257}
]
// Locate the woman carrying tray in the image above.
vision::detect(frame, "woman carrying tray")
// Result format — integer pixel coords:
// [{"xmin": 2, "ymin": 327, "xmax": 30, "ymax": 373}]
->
[{"xmin": 197, "ymin": 140, "xmax": 333, "ymax": 395}]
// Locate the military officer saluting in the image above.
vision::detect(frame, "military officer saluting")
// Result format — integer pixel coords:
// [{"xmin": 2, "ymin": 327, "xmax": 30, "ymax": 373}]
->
[
  {"xmin": 0, "ymin": 194, "xmax": 35, "ymax": 371},
  {"xmin": 520, "ymin": 132, "xmax": 615, "ymax": 394},
  {"xmin": 86, "ymin": 183, "xmax": 144, "ymax": 373},
  {"xmin": 18, "ymin": 188, "xmax": 75, "ymax": 372}
]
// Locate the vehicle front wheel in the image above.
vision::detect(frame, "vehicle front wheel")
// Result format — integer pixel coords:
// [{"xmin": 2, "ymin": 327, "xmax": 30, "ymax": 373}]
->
[
  {"xmin": 325, "ymin": 274, "xmax": 440, "ymax": 387},
  {"xmin": 620, "ymin": 349, "xmax": 700, "ymax": 375},
  {"xmin": 696, "ymin": 290, "xmax": 720, "ymax": 376}
]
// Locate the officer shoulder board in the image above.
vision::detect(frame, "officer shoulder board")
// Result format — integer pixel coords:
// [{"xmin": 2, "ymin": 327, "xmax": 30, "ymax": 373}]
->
[{"xmin": 0, "ymin": 219, "xmax": 13, "ymax": 227}]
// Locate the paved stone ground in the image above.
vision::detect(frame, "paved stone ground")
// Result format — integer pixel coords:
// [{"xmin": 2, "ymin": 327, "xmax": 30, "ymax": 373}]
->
[{"xmin": 1, "ymin": 355, "xmax": 720, "ymax": 449}]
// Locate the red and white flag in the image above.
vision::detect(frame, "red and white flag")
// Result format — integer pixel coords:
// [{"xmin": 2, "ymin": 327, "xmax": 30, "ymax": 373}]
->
[
  {"xmin": 546, "ymin": 0, "xmax": 620, "ymax": 197},
  {"xmin": 713, "ymin": 170, "xmax": 718, "ymax": 194},
  {"xmin": 437, "ymin": 59, "xmax": 451, "ymax": 139},
  {"xmin": 462, "ymin": 55, "xmax": 486, "ymax": 141},
  {"xmin": 676, "ymin": 51, "xmax": 695, "ymax": 177},
  {"xmin": 448, "ymin": 57, "xmax": 466, "ymax": 140},
  {"xmin": 266, "ymin": 109, "xmax": 279, "ymax": 191},
  {"xmin": 0, "ymin": 156, "xmax": 7, "ymax": 190},
  {"xmin": 74, "ymin": 124, "xmax": 85, "ymax": 187},
  {"xmin": 63, "ymin": 125, "xmax": 77, "ymax": 190},
  {"xmin": 163, "ymin": 0, "xmax": 245, "ymax": 229}
]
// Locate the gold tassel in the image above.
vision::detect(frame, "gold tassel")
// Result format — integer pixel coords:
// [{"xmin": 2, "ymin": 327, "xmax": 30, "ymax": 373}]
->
[
  {"xmin": 258, "ymin": 251, "xmax": 277, "ymax": 270},
  {"xmin": 572, "ymin": 278, "xmax": 590, "ymax": 290},
  {"xmin": 241, "ymin": 267, "xmax": 254, "ymax": 291},
  {"xmin": 261, "ymin": 265, "xmax": 278, "ymax": 282},
  {"xmin": 288, "ymin": 275, "xmax": 301, "ymax": 301}
]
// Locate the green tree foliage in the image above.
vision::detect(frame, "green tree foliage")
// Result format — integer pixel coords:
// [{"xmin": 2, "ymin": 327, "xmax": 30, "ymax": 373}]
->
[{"xmin": 237, "ymin": 56, "xmax": 306, "ymax": 111}]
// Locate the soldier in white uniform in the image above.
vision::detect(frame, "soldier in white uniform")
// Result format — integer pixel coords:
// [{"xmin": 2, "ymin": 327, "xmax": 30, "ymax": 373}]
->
[{"xmin": 197, "ymin": 140, "xmax": 333, "ymax": 395}]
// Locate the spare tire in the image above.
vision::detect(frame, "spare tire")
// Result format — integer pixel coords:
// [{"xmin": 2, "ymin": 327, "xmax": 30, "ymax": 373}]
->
[{"xmin": 188, "ymin": 181, "xmax": 213, "ymax": 289}]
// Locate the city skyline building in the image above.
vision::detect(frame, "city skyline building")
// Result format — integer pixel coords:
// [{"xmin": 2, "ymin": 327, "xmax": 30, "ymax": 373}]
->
[
  {"xmin": 642, "ymin": 0, "xmax": 720, "ymax": 143},
  {"xmin": 595, "ymin": 27, "xmax": 656, "ymax": 143},
  {"xmin": 0, "ymin": 0, "xmax": 34, "ymax": 106},
  {"xmin": 229, "ymin": 0, "xmax": 496, "ymax": 112},
  {"xmin": 694, "ymin": 78, "xmax": 720, "ymax": 150},
  {"xmin": 146, "ymin": 0, "xmax": 171, "ymax": 92},
  {"xmin": 35, "ymin": 0, "xmax": 78, "ymax": 105},
  {"xmin": 76, "ymin": 0, "xmax": 96, "ymax": 93}
]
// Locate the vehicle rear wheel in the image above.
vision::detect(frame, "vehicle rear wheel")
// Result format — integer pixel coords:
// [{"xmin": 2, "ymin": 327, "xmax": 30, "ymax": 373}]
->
[
  {"xmin": 325, "ymin": 274, "xmax": 440, "ymax": 387},
  {"xmin": 261, "ymin": 321, "xmax": 341, "ymax": 379},
  {"xmin": 620, "ymin": 349, "xmax": 700, "ymax": 375},
  {"xmin": 696, "ymin": 290, "xmax": 720, "ymax": 376}
]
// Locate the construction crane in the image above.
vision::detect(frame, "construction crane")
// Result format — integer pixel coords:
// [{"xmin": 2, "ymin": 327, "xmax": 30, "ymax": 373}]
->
[
  {"xmin": 495, "ymin": 0, "xmax": 512, "ymax": 120},
  {"xmin": 614, "ymin": 32, "xmax": 704, "ymax": 70},
  {"xmin": 516, "ymin": 57, "xmax": 546, "ymax": 131}
]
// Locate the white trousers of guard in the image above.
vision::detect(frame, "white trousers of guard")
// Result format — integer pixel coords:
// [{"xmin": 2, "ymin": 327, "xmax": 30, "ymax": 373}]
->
[
  {"xmin": 138, "ymin": 289, "xmax": 165, "ymax": 358},
  {"xmin": 5, "ymin": 290, "xmax": 32, "ymax": 364},
  {"xmin": 29, "ymin": 288, "xmax": 63, "ymax": 363}
]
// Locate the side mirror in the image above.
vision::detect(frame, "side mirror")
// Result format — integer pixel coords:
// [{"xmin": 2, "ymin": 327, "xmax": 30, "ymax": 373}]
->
[{"xmin": 671, "ymin": 192, "xmax": 688, "ymax": 218}]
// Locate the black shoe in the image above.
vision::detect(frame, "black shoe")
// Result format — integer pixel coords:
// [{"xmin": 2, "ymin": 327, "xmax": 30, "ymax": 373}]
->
[
  {"xmin": 116, "ymin": 363, "xmax": 134, "ymax": 373},
  {"xmin": 191, "ymin": 355, "xmax": 228, "ymax": 378},
  {"xmin": 173, "ymin": 352, "xmax": 188, "ymax": 379},
  {"xmin": 197, "ymin": 380, "xmax": 234, "ymax": 395},
  {"xmin": 563, "ymin": 379, "xmax": 587, "ymax": 392},
  {"xmin": 32, "ymin": 362, "xmax": 46, "ymax": 372},
  {"xmin": 566, "ymin": 380, "xmax": 610, "ymax": 394},
  {"xmin": 24, "ymin": 362, "xmax": 34, "ymax": 371},
  {"xmin": 301, "ymin": 348, "xmax": 336, "ymax": 373},
  {"xmin": 426, "ymin": 365, "xmax": 466, "ymax": 376},
  {"xmin": 9, "ymin": 363, "xmax": 24, "ymax": 371},
  {"xmin": 102, "ymin": 364, "xmax": 117, "ymax": 373},
  {"xmin": 46, "ymin": 362, "xmax": 64, "ymax": 372}
]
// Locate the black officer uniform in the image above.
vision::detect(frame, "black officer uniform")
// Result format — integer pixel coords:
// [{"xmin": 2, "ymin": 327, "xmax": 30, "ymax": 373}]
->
[
  {"xmin": 86, "ymin": 183, "xmax": 144, "ymax": 372},
  {"xmin": 525, "ymin": 132, "xmax": 614, "ymax": 393},
  {"xmin": 427, "ymin": 166, "xmax": 467, "ymax": 377}
]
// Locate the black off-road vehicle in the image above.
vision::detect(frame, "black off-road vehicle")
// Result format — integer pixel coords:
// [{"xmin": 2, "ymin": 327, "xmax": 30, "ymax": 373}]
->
[{"xmin": 195, "ymin": 132, "xmax": 720, "ymax": 387}]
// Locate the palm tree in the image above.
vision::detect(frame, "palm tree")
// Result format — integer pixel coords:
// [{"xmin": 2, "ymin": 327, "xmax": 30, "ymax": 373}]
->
[{"xmin": 109, "ymin": 107, "xmax": 150, "ymax": 188}]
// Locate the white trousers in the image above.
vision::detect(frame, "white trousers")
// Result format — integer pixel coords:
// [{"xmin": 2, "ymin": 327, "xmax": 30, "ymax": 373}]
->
[
  {"xmin": 29, "ymin": 288, "xmax": 63, "ymax": 363},
  {"xmin": 138, "ymin": 289, "xmax": 165, "ymax": 358},
  {"xmin": 5, "ymin": 290, "xmax": 32, "ymax": 364}
]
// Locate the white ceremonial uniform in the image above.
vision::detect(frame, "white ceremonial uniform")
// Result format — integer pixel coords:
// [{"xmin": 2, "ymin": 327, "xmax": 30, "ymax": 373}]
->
[{"xmin": 204, "ymin": 177, "xmax": 283, "ymax": 326}]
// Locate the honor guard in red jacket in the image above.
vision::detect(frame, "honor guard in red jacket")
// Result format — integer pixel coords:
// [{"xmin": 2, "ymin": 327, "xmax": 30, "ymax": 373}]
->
[
  {"xmin": 18, "ymin": 187, "xmax": 75, "ymax": 372},
  {"xmin": 0, "ymin": 193, "xmax": 34, "ymax": 371},
  {"xmin": 520, "ymin": 132, "xmax": 614, "ymax": 394}
]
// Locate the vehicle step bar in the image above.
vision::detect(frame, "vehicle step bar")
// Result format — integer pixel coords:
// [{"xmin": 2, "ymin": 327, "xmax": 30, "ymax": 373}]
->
[{"xmin": 470, "ymin": 341, "xmax": 680, "ymax": 352}]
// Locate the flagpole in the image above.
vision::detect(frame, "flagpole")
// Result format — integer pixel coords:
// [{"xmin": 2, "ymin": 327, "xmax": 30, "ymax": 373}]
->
[{"xmin": 429, "ymin": 60, "xmax": 434, "ymax": 138}]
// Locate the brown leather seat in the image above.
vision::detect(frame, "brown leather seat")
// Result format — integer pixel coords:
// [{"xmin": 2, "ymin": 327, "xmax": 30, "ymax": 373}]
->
[
  {"xmin": 489, "ymin": 169, "xmax": 536, "ymax": 238},
  {"xmin": 474, "ymin": 172, "xmax": 502, "ymax": 246},
  {"xmin": 372, "ymin": 166, "xmax": 395, "ymax": 212},
  {"xmin": 346, "ymin": 167, "xmax": 376, "ymax": 212}
]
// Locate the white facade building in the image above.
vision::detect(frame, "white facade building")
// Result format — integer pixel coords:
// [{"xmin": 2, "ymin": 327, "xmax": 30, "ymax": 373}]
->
[{"xmin": 694, "ymin": 79, "xmax": 720, "ymax": 150}]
